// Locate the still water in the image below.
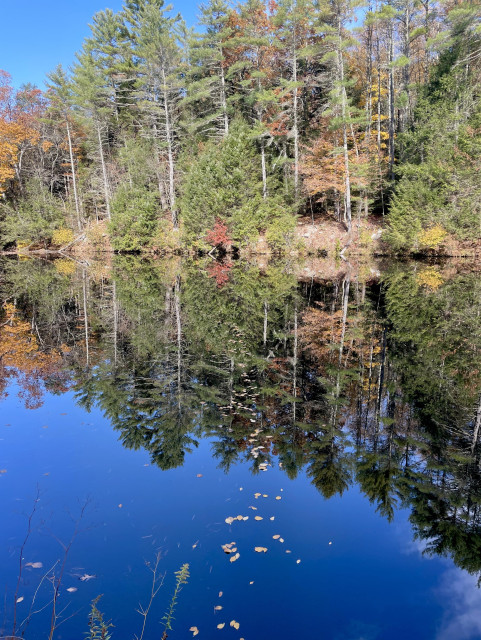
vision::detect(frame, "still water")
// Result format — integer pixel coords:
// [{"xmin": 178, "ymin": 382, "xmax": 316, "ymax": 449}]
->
[{"xmin": 1, "ymin": 256, "xmax": 481, "ymax": 640}]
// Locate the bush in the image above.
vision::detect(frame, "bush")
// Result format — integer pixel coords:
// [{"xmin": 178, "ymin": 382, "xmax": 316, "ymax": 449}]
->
[
  {"xmin": 181, "ymin": 120, "xmax": 294, "ymax": 248},
  {"xmin": 1, "ymin": 178, "xmax": 66, "ymax": 247},
  {"xmin": 109, "ymin": 184, "xmax": 158, "ymax": 252}
]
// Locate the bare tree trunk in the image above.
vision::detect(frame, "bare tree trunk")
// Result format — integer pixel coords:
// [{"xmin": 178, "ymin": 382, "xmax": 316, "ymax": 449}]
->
[
  {"xmin": 96, "ymin": 121, "xmax": 111, "ymax": 220},
  {"xmin": 292, "ymin": 45, "xmax": 299, "ymax": 199},
  {"xmin": 388, "ymin": 20, "xmax": 395, "ymax": 180},
  {"xmin": 220, "ymin": 60, "xmax": 229, "ymax": 136},
  {"xmin": 338, "ymin": 19, "xmax": 352, "ymax": 233},
  {"xmin": 161, "ymin": 69, "xmax": 177, "ymax": 228},
  {"xmin": 261, "ymin": 139, "xmax": 267, "ymax": 200},
  {"xmin": 66, "ymin": 117, "xmax": 81, "ymax": 230}
]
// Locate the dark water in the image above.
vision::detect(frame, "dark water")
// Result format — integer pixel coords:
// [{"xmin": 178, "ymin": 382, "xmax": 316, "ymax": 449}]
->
[{"xmin": 1, "ymin": 256, "xmax": 481, "ymax": 640}]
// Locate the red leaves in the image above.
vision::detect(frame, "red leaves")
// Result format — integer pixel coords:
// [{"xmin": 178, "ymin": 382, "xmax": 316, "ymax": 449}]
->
[{"xmin": 205, "ymin": 218, "xmax": 231, "ymax": 249}]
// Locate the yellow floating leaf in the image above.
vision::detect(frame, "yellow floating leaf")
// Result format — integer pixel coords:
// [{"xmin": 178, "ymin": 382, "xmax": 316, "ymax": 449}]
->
[
  {"xmin": 219, "ymin": 591, "xmax": 223, "ymax": 598},
  {"xmin": 16, "ymin": 597, "xmax": 24, "ymax": 603},
  {"xmin": 217, "ymin": 623, "xmax": 225, "ymax": 629},
  {"xmin": 190, "ymin": 627, "xmax": 199, "ymax": 633},
  {"xmin": 230, "ymin": 620, "xmax": 240, "ymax": 630},
  {"xmin": 243, "ymin": 516, "xmax": 249, "ymax": 521},
  {"xmin": 279, "ymin": 538, "xmax": 284, "ymax": 543},
  {"xmin": 272, "ymin": 535, "xmax": 280, "ymax": 540},
  {"xmin": 249, "ymin": 581, "xmax": 254, "ymax": 585},
  {"xmin": 214, "ymin": 605, "xmax": 223, "ymax": 610},
  {"xmin": 66, "ymin": 587, "xmax": 77, "ymax": 592},
  {"xmin": 236, "ymin": 515, "xmax": 243, "ymax": 521},
  {"xmin": 254, "ymin": 493, "xmax": 261, "ymax": 499},
  {"xmin": 254, "ymin": 547, "xmax": 268, "ymax": 553},
  {"xmin": 196, "ymin": 474, "xmax": 203, "ymax": 478},
  {"xmin": 270, "ymin": 517, "xmax": 275, "ymax": 521},
  {"xmin": 286, "ymin": 550, "xmax": 291, "ymax": 554},
  {"xmin": 275, "ymin": 496, "xmax": 281, "ymax": 500},
  {"xmin": 225, "ymin": 517, "xmax": 234, "ymax": 525},
  {"xmin": 248, "ymin": 506, "xmax": 257, "ymax": 511},
  {"xmin": 118, "ymin": 504, "xmax": 123, "ymax": 508},
  {"xmin": 26, "ymin": 562, "xmax": 43, "ymax": 569},
  {"xmin": 254, "ymin": 516, "xmax": 263, "ymax": 521},
  {"xmin": 296, "ymin": 559, "xmax": 301, "ymax": 564},
  {"xmin": 230, "ymin": 553, "xmax": 240, "ymax": 563}
]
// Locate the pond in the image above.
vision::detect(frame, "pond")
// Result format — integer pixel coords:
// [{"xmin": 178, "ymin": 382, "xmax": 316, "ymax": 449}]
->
[{"xmin": 1, "ymin": 256, "xmax": 481, "ymax": 640}]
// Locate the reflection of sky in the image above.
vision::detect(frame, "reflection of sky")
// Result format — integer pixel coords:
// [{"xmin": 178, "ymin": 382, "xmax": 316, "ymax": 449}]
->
[
  {"xmin": 397, "ymin": 525, "xmax": 481, "ymax": 640},
  {"xmin": 0, "ymin": 380, "xmax": 479, "ymax": 640},
  {"xmin": 437, "ymin": 569, "xmax": 481, "ymax": 640}
]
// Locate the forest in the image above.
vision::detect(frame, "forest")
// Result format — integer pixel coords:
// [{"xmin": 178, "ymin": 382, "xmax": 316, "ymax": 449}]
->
[{"xmin": 0, "ymin": 0, "xmax": 480, "ymax": 254}]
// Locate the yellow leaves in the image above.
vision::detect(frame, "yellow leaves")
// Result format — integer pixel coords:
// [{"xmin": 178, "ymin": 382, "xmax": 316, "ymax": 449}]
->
[
  {"xmin": 254, "ymin": 516, "xmax": 263, "ymax": 521},
  {"xmin": 218, "ymin": 591, "xmax": 223, "ymax": 598},
  {"xmin": 269, "ymin": 517, "xmax": 275, "ymax": 521},
  {"xmin": 230, "ymin": 620, "xmax": 240, "ymax": 630},
  {"xmin": 221, "ymin": 543, "xmax": 237, "ymax": 554},
  {"xmin": 416, "ymin": 266, "xmax": 444, "ymax": 290},
  {"xmin": 54, "ymin": 258, "xmax": 76, "ymax": 276},
  {"xmin": 16, "ymin": 597, "xmax": 24, "ymax": 603},
  {"xmin": 214, "ymin": 606, "xmax": 223, "ymax": 611},
  {"xmin": 296, "ymin": 559, "xmax": 301, "ymax": 564},
  {"xmin": 254, "ymin": 492, "xmax": 261, "ymax": 499},
  {"xmin": 254, "ymin": 547, "xmax": 267, "ymax": 553},
  {"xmin": 225, "ymin": 517, "xmax": 235, "ymax": 525},
  {"xmin": 417, "ymin": 225, "xmax": 447, "ymax": 250},
  {"xmin": 275, "ymin": 496, "xmax": 282, "ymax": 500},
  {"xmin": 248, "ymin": 506, "xmax": 257, "ymax": 510},
  {"xmin": 25, "ymin": 562, "xmax": 43, "ymax": 568},
  {"xmin": 190, "ymin": 626, "xmax": 199, "ymax": 636},
  {"xmin": 273, "ymin": 535, "xmax": 280, "ymax": 540},
  {"xmin": 217, "ymin": 623, "xmax": 225, "ymax": 629},
  {"xmin": 229, "ymin": 553, "xmax": 240, "ymax": 563}
]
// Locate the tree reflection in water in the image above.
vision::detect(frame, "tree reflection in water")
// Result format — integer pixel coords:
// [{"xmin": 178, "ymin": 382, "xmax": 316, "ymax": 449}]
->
[{"xmin": 2, "ymin": 256, "xmax": 481, "ymax": 581}]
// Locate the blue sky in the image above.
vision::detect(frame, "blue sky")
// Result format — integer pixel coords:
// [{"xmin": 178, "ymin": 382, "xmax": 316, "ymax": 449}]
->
[{"xmin": 0, "ymin": 0, "xmax": 200, "ymax": 90}]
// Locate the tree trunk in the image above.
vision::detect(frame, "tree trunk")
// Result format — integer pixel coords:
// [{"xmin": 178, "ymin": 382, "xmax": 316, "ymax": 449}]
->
[
  {"xmin": 161, "ymin": 69, "xmax": 177, "ymax": 229},
  {"xmin": 66, "ymin": 117, "xmax": 81, "ymax": 231},
  {"xmin": 96, "ymin": 121, "xmax": 111, "ymax": 220}
]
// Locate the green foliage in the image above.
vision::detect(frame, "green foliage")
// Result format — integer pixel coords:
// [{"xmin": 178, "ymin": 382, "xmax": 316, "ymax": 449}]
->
[
  {"xmin": 162, "ymin": 563, "xmax": 190, "ymax": 634},
  {"xmin": 108, "ymin": 184, "xmax": 158, "ymax": 251},
  {"xmin": 181, "ymin": 120, "xmax": 295, "ymax": 248},
  {"xmin": 86, "ymin": 596, "xmax": 113, "ymax": 640},
  {"xmin": 1, "ymin": 179, "xmax": 67, "ymax": 247},
  {"xmin": 387, "ymin": 11, "xmax": 481, "ymax": 252}
]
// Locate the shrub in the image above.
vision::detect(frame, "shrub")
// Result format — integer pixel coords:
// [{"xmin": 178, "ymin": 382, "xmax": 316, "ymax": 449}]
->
[{"xmin": 109, "ymin": 184, "xmax": 158, "ymax": 252}]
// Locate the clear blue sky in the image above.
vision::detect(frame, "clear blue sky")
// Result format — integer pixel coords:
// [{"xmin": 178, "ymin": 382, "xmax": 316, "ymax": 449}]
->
[{"xmin": 0, "ymin": 0, "xmax": 200, "ymax": 90}]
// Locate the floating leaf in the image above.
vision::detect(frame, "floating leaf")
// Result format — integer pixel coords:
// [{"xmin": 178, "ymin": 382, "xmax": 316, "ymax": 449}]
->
[
  {"xmin": 279, "ymin": 538, "xmax": 284, "ymax": 543},
  {"xmin": 66, "ymin": 587, "xmax": 77, "ymax": 593},
  {"xmin": 230, "ymin": 553, "xmax": 240, "ymax": 563},
  {"xmin": 26, "ymin": 562, "xmax": 43, "ymax": 569},
  {"xmin": 275, "ymin": 496, "xmax": 281, "ymax": 500},
  {"xmin": 239, "ymin": 487, "xmax": 243, "ymax": 491},
  {"xmin": 286, "ymin": 550, "xmax": 291, "ymax": 554},
  {"xmin": 269, "ymin": 517, "xmax": 275, "ymax": 521},
  {"xmin": 249, "ymin": 581, "xmax": 254, "ymax": 585},
  {"xmin": 236, "ymin": 515, "xmax": 243, "ymax": 521},
  {"xmin": 217, "ymin": 623, "xmax": 225, "ymax": 629},
  {"xmin": 16, "ymin": 597, "xmax": 24, "ymax": 603},
  {"xmin": 254, "ymin": 493, "xmax": 261, "ymax": 499},
  {"xmin": 272, "ymin": 535, "xmax": 280, "ymax": 540},
  {"xmin": 118, "ymin": 504, "xmax": 123, "ymax": 508},
  {"xmin": 262, "ymin": 494, "xmax": 268, "ymax": 498},
  {"xmin": 230, "ymin": 620, "xmax": 240, "ymax": 630},
  {"xmin": 248, "ymin": 506, "xmax": 257, "ymax": 511},
  {"xmin": 214, "ymin": 605, "xmax": 223, "ymax": 611},
  {"xmin": 254, "ymin": 516, "xmax": 263, "ymax": 521},
  {"xmin": 218, "ymin": 591, "xmax": 223, "ymax": 598},
  {"xmin": 296, "ymin": 559, "xmax": 301, "ymax": 564},
  {"xmin": 197, "ymin": 474, "xmax": 203, "ymax": 478},
  {"xmin": 254, "ymin": 547, "xmax": 268, "ymax": 553},
  {"xmin": 225, "ymin": 517, "xmax": 234, "ymax": 525},
  {"xmin": 190, "ymin": 626, "xmax": 199, "ymax": 636}
]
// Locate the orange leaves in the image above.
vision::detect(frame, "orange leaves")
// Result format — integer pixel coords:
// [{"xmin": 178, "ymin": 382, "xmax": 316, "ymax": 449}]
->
[{"xmin": 0, "ymin": 303, "xmax": 67, "ymax": 409}]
